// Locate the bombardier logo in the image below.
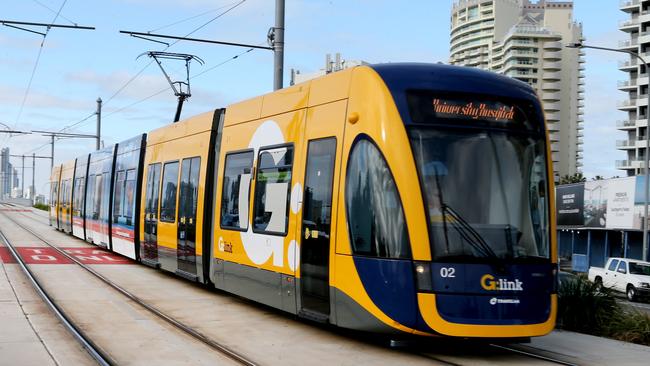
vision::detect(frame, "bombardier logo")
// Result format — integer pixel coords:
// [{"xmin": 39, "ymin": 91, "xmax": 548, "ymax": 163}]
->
[{"xmin": 480, "ymin": 274, "xmax": 524, "ymax": 291}]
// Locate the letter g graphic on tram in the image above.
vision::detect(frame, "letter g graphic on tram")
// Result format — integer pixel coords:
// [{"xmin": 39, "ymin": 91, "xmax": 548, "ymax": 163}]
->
[{"xmin": 480, "ymin": 274, "xmax": 497, "ymax": 291}]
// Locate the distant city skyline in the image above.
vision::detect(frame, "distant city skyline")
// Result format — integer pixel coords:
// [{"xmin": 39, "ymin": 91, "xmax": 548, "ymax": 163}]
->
[{"xmin": 0, "ymin": 0, "xmax": 628, "ymax": 193}]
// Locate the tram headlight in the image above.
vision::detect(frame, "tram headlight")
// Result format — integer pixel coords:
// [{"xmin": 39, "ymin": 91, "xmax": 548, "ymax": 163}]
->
[{"xmin": 414, "ymin": 261, "xmax": 432, "ymax": 292}]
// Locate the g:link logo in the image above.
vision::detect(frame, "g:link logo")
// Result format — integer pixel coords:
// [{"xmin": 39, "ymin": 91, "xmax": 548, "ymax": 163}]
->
[{"xmin": 480, "ymin": 274, "xmax": 524, "ymax": 291}]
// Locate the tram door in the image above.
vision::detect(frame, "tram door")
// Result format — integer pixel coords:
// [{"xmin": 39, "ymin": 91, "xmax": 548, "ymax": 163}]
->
[
  {"xmin": 143, "ymin": 163, "xmax": 161, "ymax": 265},
  {"xmin": 177, "ymin": 157, "xmax": 200, "ymax": 276},
  {"xmin": 298, "ymin": 100, "xmax": 345, "ymax": 318}
]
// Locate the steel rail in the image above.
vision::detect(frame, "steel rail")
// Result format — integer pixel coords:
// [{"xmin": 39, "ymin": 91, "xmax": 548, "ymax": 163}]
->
[
  {"xmin": 0, "ymin": 207, "xmax": 259, "ymax": 366},
  {"xmin": 489, "ymin": 343, "xmax": 579, "ymax": 366},
  {"xmin": 0, "ymin": 229, "xmax": 114, "ymax": 366}
]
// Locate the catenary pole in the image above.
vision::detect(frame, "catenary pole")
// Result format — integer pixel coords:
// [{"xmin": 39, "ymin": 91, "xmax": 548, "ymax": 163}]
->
[
  {"xmin": 273, "ymin": 0, "xmax": 285, "ymax": 90},
  {"xmin": 96, "ymin": 98, "xmax": 102, "ymax": 150}
]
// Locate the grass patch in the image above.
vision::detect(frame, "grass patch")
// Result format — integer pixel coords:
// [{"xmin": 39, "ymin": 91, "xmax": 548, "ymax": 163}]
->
[
  {"xmin": 33, "ymin": 203, "xmax": 48, "ymax": 211},
  {"xmin": 557, "ymin": 274, "xmax": 650, "ymax": 346}
]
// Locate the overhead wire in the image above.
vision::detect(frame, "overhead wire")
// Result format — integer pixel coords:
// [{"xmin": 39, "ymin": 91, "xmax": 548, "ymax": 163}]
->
[
  {"xmin": 24, "ymin": 0, "xmax": 250, "ymax": 152},
  {"xmin": 148, "ymin": 2, "xmax": 240, "ymax": 33},
  {"xmin": 31, "ymin": 0, "xmax": 77, "ymax": 25},
  {"xmin": 14, "ymin": 0, "xmax": 68, "ymax": 127},
  {"xmin": 102, "ymin": 0, "xmax": 247, "ymax": 109}
]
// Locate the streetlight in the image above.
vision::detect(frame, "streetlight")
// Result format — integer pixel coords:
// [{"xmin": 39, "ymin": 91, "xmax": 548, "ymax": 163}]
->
[{"xmin": 566, "ymin": 41, "xmax": 650, "ymax": 262}]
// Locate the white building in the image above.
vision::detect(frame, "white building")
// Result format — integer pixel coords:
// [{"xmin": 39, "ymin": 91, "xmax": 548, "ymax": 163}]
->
[
  {"xmin": 617, "ymin": 0, "xmax": 650, "ymax": 176},
  {"xmin": 450, "ymin": 0, "xmax": 584, "ymax": 181}
]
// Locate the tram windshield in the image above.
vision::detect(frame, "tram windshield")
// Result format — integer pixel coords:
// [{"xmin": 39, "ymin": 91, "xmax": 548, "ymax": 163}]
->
[{"xmin": 409, "ymin": 127, "xmax": 550, "ymax": 262}]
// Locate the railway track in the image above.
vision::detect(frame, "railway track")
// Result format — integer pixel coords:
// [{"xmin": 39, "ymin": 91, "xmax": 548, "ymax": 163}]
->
[
  {"xmin": 0, "ymin": 228, "xmax": 114, "ymax": 365},
  {"xmin": 3, "ymin": 205, "xmax": 582, "ymax": 366},
  {"xmin": 0, "ymin": 205, "xmax": 259, "ymax": 366}
]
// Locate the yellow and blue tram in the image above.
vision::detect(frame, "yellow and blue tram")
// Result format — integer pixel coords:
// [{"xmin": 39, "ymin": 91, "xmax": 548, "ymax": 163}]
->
[{"xmin": 50, "ymin": 63, "xmax": 557, "ymax": 338}]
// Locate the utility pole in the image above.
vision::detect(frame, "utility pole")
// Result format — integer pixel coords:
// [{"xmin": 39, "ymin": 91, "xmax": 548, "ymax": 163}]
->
[
  {"xmin": 50, "ymin": 135, "xmax": 54, "ymax": 170},
  {"xmin": 273, "ymin": 0, "xmax": 285, "ymax": 90},
  {"xmin": 96, "ymin": 98, "xmax": 102, "ymax": 150}
]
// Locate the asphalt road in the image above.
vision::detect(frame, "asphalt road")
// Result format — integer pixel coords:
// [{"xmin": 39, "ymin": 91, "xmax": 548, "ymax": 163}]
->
[{"xmin": 614, "ymin": 294, "xmax": 650, "ymax": 314}]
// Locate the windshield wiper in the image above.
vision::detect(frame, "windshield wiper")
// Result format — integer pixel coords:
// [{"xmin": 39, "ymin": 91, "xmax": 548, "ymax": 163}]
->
[{"xmin": 442, "ymin": 204, "xmax": 500, "ymax": 260}]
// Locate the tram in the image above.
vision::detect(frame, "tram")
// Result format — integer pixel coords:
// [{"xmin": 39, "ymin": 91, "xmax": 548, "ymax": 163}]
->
[{"xmin": 50, "ymin": 63, "xmax": 557, "ymax": 338}]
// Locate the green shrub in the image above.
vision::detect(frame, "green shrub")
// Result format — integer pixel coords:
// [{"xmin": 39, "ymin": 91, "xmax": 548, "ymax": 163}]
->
[
  {"xmin": 33, "ymin": 203, "xmax": 48, "ymax": 211},
  {"xmin": 556, "ymin": 274, "xmax": 621, "ymax": 335},
  {"xmin": 609, "ymin": 310, "xmax": 650, "ymax": 345},
  {"xmin": 557, "ymin": 274, "xmax": 650, "ymax": 346}
]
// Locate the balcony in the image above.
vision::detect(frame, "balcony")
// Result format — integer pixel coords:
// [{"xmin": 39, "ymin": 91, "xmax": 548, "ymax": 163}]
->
[
  {"xmin": 618, "ymin": 79, "xmax": 637, "ymax": 89},
  {"xmin": 547, "ymin": 122, "xmax": 560, "ymax": 132},
  {"xmin": 551, "ymin": 142, "xmax": 560, "ymax": 152},
  {"xmin": 542, "ymin": 72, "xmax": 561, "ymax": 80},
  {"xmin": 543, "ymin": 51, "xmax": 562, "ymax": 60},
  {"xmin": 618, "ymin": 120, "xmax": 637, "ymax": 128},
  {"xmin": 619, "ymin": 60, "xmax": 638, "ymax": 70},
  {"xmin": 543, "ymin": 61, "xmax": 562, "ymax": 70},
  {"xmin": 620, "ymin": 0, "xmax": 640, "ymax": 10},
  {"xmin": 544, "ymin": 41, "xmax": 562, "ymax": 50},
  {"xmin": 619, "ymin": 39, "xmax": 639, "ymax": 50},
  {"xmin": 541, "ymin": 92, "xmax": 560, "ymax": 100},
  {"xmin": 617, "ymin": 139, "xmax": 637, "ymax": 148},
  {"xmin": 618, "ymin": 98, "xmax": 638, "ymax": 109},
  {"xmin": 616, "ymin": 160, "xmax": 634, "ymax": 168},
  {"xmin": 619, "ymin": 18, "xmax": 639, "ymax": 31},
  {"xmin": 543, "ymin": 102, "xmax": 561, "ymax": 111},
  {"xmin": 546, "ymin": 112, "xmax": 560, "ymax": 121},
  {"xmin": 542, "ymin": 82, "xmax": 561, "ymax": 90}
]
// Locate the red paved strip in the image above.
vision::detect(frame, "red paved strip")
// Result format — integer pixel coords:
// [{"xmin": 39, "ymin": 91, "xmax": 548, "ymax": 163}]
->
[
  {"xmin": 0, "ymin": 247, "xmax": 133, "ymax": 265},
  {"xmin": 0, "ymin": 209, "xmax": 32, "ymax": 212},
  {"xmin": 61, "ymin": 247, "xmax": 133, "ymax": 265},
  {"xmin": 0, "ymin": 247, "xmax": 16, "ymax": 263},
  {"xmin": 17, "ymin": 248, "xmax": 73, "ymax": 264}
]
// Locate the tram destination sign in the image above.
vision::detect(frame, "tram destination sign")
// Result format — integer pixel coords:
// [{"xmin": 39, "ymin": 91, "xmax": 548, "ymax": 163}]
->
[
  {"xmin": 431, "ymin": 99, "xmax": 515, "ymax": 122},
  {"xmin": 405, "ymin": 91, "xmax": 533, "ymax": 128}
]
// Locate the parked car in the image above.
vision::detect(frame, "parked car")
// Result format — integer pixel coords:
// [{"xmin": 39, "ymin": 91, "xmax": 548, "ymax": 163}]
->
[{"xmin": 588, "ymin": 257, "xmax": 650, "ymax": 302}]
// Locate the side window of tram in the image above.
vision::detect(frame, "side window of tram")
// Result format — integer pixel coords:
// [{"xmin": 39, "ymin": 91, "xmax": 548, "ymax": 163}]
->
[
  {"xmin": 160, "ymin": 161, "xmax": 179, "ymax": 223},
  {"xmin": 345, "ymin": 139, "xmax": 411, "ymax": 259},
  {"xmin": 252, "ymin": 145, "xmax": 294, "ymax": 235},
  {"xmin": 221, "ymin": 151, "xmax": 254, "ymax": 230},
  {"xmin": 114, "ymin": 171, "xmax": 125, "ymax": 222},
  {"xmin": 50, "ymin": 183, "xmax": 58, "ymax": 206},
  {"xmin": 124, "ymin": 169, "xmax": 136, "ymax": 224}
]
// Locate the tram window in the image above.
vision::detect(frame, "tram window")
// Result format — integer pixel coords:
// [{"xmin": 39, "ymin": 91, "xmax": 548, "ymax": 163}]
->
[
  {"xmin": 114, "ymin": 171, "xmax": 125, "ymax": 219},
  {"xmin": 221, "ymin": 151, "xmax": 254, "ymax": 230},
  {"xmin": 93, "ymin": 174, "xmax": 102, "ymax": 220},
  {"xmin": 252, "ymin": 145, "xmax": 294, "ymax": 235},
  {"xmin": 124, "ymin": 169, "xmax": 136, "ymax": 223},
  {"xmin": 345, "ymin": 138, "xmax": 410, "ymax": 259},
  {"xmin": 50, "ymin": 182, "xmax": 58, "ymax": 206},
  {"xmin": 73, "ymin": 177, "xmax": 84, "ymax": 214},
  {"xmin": 160, "ymin": 161, "xmax": 179, "ymax": 223}
]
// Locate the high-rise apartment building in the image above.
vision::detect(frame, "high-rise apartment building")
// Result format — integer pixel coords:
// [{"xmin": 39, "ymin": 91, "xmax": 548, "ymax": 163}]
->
[
  {"xmin": 617, "ymin": 0, "xmax": 650, "ymax": 175},
  {"xmin": 450, "ymin": 0, "xmax": 584, "ymax": 181}
]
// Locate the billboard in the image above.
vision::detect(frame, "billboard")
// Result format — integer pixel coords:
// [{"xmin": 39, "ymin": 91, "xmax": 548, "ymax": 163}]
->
[
  {"xmin": 606, "ymin": 177, "xmax": 635, "ymax": 229},
  {"xmin": 556, "ymin": 183, "xmax": 584, "ymax": 226},
  {"xmin": 584, "ymin": 180, "xmax": 608, "ymax": 227}
]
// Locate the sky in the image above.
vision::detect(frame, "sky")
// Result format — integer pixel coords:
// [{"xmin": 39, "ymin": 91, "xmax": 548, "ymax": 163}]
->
[{"xmin": 0, "ymin": 0, "xmax": 627, "ymax": 196}]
